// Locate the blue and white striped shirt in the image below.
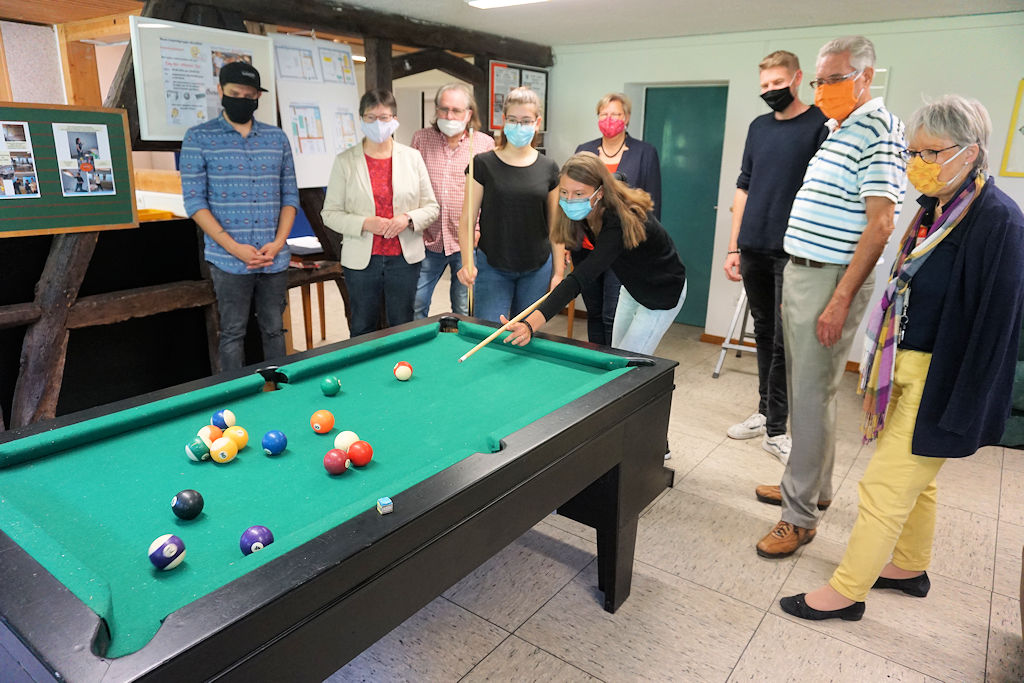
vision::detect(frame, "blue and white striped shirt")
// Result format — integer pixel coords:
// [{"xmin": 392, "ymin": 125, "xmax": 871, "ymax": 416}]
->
[
  {"xmin": 180, "ymin": 116, "xmax": 300, "ymax": 274},
  {"xmin": 784, "ymin": 99, "xmax": 906, "ymax": 264}
]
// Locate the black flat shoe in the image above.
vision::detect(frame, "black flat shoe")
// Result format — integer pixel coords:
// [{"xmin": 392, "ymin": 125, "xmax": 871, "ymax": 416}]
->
[
  {"xmin": 779, "ymin": 593, "xmax": 865, "ymax": 621},
  {"xmin": 872, "ymin": 571, "xmax": 930, "ymax": 597}
]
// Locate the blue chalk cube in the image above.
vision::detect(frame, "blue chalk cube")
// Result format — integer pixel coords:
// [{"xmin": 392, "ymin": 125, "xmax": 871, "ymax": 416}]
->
[{"xmin": 376, "ymin": 497, "xmax": 393, "ymax": 515}]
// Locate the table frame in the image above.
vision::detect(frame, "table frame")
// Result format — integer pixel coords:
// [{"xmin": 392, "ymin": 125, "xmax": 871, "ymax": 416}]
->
[{"xmin": 0, "ymin": 315, "xmax": 676, "ymax": 682}]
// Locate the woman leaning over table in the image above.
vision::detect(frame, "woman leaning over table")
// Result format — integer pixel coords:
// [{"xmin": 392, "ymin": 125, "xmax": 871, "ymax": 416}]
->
[
  {"xmin": 457, "ymin": 87, "xmax": 563, "ymax": 323},
  {"xmin": 779, "ymin": 95, "xmax": 1024, "ymax": 622},
  {"xmin": 322, "ymin": 89, "xmax": 439, "ymax": 338},
  {"xmin": 572, "ymin": 92, "xmax": 662, "ymax": 346},
  {"xmin": 502, "ymin": 152, "xmax": 685, "ymax": 356}
]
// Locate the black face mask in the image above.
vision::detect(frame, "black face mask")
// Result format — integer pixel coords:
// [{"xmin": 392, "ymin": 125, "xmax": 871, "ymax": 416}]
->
[
  {"xmin": 760, "ymin": 86, "xmax": 795, "ymax": 113},
  {"xmin": 222, "ymin": 95, "xmax": 259, "ymax": 124}
]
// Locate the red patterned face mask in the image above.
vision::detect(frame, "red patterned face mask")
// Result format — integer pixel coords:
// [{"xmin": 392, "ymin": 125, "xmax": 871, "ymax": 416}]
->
[{"xmin": 598, "ymin": 117, "xmax": 626, "ymax": 138}]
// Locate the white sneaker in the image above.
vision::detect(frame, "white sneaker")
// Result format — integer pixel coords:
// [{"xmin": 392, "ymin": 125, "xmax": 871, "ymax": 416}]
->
[
  {"xmin": 762, "ymin": 434, "xmax": 791, "ymax": 465},
  {"xmin": 727, "ymin": 413, "xmax": 766, "ymax": 440}
]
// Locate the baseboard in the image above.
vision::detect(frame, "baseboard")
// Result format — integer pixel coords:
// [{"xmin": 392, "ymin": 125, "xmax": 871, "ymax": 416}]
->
[{"xmin": 699, "ymin": 333, "xmax": 860, "ymax": 373}]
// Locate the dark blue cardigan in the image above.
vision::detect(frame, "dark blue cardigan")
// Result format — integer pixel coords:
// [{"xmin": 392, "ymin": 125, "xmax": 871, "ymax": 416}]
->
[
  {"xmin": 913, "ymin": 179, "xmax": 1024, "ymax": 457},
  {"xmin": 576, "ymin": 134, "xmax": 662, "ymax": 219}
]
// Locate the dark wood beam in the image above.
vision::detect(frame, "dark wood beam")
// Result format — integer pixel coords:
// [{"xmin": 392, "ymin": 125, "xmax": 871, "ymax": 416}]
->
[
  {"xmin": 0, "ymin": 303, "xmax": 43, "ymax": 331},
  {"xmin": 67, "ymin": 281, "xmax": 215, "ymax": 329},
  {"xmin": 392, "ymin": 49, "xmax": 485, "ymax": 84},
  {"xmin": 363, "ymin": 37, "xmax": 392, "ymax": 93}
]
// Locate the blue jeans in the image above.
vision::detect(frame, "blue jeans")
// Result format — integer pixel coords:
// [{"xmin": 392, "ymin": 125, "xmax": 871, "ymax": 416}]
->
[
  {"xmin": 344, "ymin": 255, "xmax": 422, "ymax": 338},
  {"xmin": 473, "ymin": 249, "xmax": 552, "ymax": 323},
  {"xmin": 413, "ymin": 249, "xmax": 467, "ymax": 319},
  {"xmin": 208, "ymin": 265, "xmax": 289, "ymax": 371},
  {"xmin": 611, "ymin": 281, "xmax": 686, "ymax": 355}
]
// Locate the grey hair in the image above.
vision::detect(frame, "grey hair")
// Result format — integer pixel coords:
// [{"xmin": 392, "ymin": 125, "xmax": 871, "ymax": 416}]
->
[
  {"xmin": 433, "ymin": 82, "xmax": 472, "ymax": 109},
  {"xmin": 907, "ymin": 95, "xmax": 992, "ymax": 172},
  {"xmin": 818, "ymin": 35, "xmax": 876, "ymax": 72}
]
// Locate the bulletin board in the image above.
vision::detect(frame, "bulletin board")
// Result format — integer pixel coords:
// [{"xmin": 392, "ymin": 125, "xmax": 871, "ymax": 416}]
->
[
  {"xmin": 0, "ymin": 103, "xmax": 137, "ymax": 238},
  {"xmin": 488, "ymin": 61, "xmax": 549, "ymax": 132},
  {"xmin": 129, "ymin": 15, "xmax": 276, "ymax": 141}
]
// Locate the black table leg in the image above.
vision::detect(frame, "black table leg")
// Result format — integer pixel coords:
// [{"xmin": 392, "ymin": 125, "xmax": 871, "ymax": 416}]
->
[{"xmin": 596, "ymin": 514, "xmax": 638, "ymax": 612}]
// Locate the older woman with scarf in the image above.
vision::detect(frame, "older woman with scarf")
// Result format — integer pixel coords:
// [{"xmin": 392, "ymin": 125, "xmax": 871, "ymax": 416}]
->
[{"xmin": 780, "ymin": 95, "xmax": 1024, "ymax": 621}]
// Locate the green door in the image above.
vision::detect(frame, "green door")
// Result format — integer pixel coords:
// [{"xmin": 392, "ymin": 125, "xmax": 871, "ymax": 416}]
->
[{"xmin": 643, "ymin": 86, "xmax": 728, "ymax": 326}]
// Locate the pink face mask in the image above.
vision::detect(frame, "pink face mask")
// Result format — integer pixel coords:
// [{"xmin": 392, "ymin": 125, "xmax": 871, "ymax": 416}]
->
[{"xmin": 598, "ymin": 117, "xmax": 626, "ymax": 138}]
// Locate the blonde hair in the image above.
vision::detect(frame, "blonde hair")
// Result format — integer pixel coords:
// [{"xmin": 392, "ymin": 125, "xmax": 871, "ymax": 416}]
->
[
  {"xmin": 595, "ymin": 92, "xmax": 632, "ymax": 118},
  {"xmin": 759, "ymin": 50, "xmax": 800, "ymax": 73},
  {"xmin": 497, "ymin": 86, "xmax": 542, "ymax": 149},
  {"xmin": 551, "ymin": 153, "xmax": 653, "ymax": 250}
]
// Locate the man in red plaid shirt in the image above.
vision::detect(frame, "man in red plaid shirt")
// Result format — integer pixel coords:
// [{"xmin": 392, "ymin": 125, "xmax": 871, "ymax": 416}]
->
[{"xmin": 412, "ymin": 83, "xmax": 495, "ymax": 317}]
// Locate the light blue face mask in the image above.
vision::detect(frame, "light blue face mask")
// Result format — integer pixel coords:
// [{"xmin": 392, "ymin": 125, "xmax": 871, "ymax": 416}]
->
[
  {"xmin": 559, "ymin": 188, "xmax": 601, "ymax": 221},
  {"xmin": 502, "ymin": 122, "xmax": 536, "ymax": 148}
]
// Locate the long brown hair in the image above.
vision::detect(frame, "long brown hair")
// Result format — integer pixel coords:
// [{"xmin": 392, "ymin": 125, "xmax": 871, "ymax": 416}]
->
[{"xmin": 552, "ymin": 152, "xmax": 653, "ymax": 249}]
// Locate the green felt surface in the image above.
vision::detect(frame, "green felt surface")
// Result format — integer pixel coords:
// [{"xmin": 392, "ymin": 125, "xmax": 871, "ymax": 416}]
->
[{"xmin": 0, "ymin": 323, "xmax": 631, "ymax": 657}]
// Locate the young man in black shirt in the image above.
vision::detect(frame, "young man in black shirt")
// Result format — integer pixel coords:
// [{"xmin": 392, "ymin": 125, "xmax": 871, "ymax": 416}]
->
[{"xmin": 722, "ymin": 50, "xmax": 828, "ymax": 465}]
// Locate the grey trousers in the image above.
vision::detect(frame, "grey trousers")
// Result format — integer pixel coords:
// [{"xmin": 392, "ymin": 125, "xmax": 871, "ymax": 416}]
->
[{"xmin": 779, "ymin": 261, "xmax": 874, "ymax": 529}]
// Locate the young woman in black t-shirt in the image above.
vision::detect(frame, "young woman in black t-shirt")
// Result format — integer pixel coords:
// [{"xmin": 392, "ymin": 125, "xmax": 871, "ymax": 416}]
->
[
  {"xmin": 456, "ymin": 87, "xmax": 564, "ymax": 322},
  {"xmin": 503, "ymin": 152, "xmax": 687, "ymax": 355}
]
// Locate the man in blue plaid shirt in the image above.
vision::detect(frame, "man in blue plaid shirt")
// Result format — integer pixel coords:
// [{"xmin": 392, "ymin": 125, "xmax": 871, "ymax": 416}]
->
[{"xmin": 181, "ymin": 61, "xmax": 299, "ymax": 371}]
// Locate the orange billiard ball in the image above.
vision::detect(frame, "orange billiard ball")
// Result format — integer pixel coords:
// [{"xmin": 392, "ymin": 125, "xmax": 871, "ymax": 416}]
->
[{"xmin": 310, "ymin": 409, "xmax": 335, "ymax": 434}]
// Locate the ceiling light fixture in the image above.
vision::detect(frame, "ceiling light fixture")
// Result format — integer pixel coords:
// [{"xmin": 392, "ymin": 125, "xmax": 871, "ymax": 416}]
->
[{"xmin": 465, "ymin": 0, "xmax": 549, "ymax": 9}]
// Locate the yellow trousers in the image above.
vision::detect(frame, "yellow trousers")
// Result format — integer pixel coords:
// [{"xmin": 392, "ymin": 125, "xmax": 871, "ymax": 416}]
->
[{"xmin": 829, "ymin": 350, "xmax": 946, "ymax": 602}]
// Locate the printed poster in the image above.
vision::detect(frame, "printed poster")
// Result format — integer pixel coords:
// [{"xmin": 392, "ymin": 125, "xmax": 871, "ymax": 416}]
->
[
  {"xmin": 0, "ymin": 121, "xmax": 40, "ymax": 199},
  {"xmin": 52, "ymin": 123, "xmax": 116, "ymax": 197},
  {"xmin": 319, "ymin": 46, "xmax": 356, "ymax": 86},
  {"xmin": 159, "ymin": 37, "xmax": 254, "ymax": 127},
  {"xmin": 275, "ymin": 45, "xmax": 318, "ymax": 81}
]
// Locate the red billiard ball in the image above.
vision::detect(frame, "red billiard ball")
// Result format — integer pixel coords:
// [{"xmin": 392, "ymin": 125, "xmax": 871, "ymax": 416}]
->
[
  {"xmin": 393, "ymin": 361, "xmax": 412, "ymax": 381},
  {"xmin": 323, "ymin": 448, "xmax": 350, "ymax": 475},
  {"xmin": 310, "ymin": 409, "xmax": 335, "ymax": 433},
  {"xmin": 347, "ymin": 440, "xmax": 373, "ymax": 466}
]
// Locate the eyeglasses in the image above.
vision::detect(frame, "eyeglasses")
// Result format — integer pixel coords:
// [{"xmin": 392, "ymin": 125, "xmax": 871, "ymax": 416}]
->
[
  {"xmin": 899, "ymin": 144, "xmax": 960, "ymax": 164},
  {"xmin": 597, "ymin": 112, "xmax": 626, "ymax": 120},
  {"xmin": 436, "ymin": 107, "xmax": 467, "ymax": 117},
  {"xmin": 505, "ymin": 117, "xmax": 536, "ymax": 126},
  {"xmin": 809, "ymin": 69, "xmax": 860, "ymax": 89},
  {"xmin": 362, "ymin": 114, "xmax": 394, "ymax": 123}
]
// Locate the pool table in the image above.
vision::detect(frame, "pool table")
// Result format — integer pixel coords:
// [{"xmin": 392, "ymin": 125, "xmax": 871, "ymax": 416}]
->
[{"xmin": 0, "ymin": 316, "xmax": 676, "ymax": 682}]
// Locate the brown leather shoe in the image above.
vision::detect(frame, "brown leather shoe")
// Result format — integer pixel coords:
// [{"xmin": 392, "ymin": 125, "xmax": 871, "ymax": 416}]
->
[
  {"xmin": 756, "ymin": 520, "xmax": 816, "ymax": 558},
  {"xmin": 754, "ymin": 484, "xmax": 831, "ymax": 510}
]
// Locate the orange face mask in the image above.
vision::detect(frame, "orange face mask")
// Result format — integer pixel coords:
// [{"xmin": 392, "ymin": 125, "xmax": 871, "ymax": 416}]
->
[{"xmin": 814, "ymin": 77, "xmax": 862, "ymax": 123}]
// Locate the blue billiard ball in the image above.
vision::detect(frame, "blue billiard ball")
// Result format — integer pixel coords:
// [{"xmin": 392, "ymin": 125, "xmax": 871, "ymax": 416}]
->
[
  {"xmin": 240, "ymin": 525, "xmax": 274, "ymax": 555},
  {"xmin": 211, "ymin": 409, "xmax": 236, "ymax": 430},
  {"xmin": 149, "ymin": 534, "xmax": 186, "ymax": 570},
  {"xmin": 262, "ymin": 430, "xmax": 287, "ymax": 456}
]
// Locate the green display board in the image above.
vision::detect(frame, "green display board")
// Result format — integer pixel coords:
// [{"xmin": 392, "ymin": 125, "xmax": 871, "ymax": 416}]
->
[{"xmin": 0, "ymin": 103, "xmax": 137, "ymax": 237}]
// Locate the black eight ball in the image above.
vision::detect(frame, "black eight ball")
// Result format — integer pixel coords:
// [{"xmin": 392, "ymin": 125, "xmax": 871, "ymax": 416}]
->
[{"xmin": 171, "ymin": 489, "xmax": 204, "ymax": 520}]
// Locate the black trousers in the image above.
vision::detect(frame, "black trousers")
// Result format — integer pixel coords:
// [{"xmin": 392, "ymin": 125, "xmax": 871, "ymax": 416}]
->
[{"xmin": 739, "ymin": 250, "xmax": 789, "ymax": 436}]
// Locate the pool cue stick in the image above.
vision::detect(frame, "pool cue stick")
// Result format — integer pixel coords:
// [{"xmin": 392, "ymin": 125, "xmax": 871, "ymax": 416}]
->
[
  {"xmin": 457, "ymin": 292, "xmax": 550, "ymax": 363},
  {"xmin": 465, "ymin": 128, "xmax": 475, "ymax": 316}
]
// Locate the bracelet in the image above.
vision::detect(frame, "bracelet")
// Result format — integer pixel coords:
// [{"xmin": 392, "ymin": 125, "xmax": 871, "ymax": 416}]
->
[
  {"xmin": 521, "ymin": 320, "xmax": 534, "ymax": 336},
  {"xmin": 727, "ymin": 250, "xmax": 740, "ymax": 254}
]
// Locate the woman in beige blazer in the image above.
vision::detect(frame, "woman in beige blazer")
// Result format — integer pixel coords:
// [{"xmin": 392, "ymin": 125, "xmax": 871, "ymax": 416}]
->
[{"xmin": 322, "ymin": 89, "xmax": 440, "ymax": 337}]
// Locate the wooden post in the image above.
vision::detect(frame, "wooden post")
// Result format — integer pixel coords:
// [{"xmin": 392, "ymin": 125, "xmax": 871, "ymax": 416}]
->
[
  {"xmin": 10, "ymin": 233, "xmax": 99, "ymax": 428},
  {"xmin": 363, "ymin": 37, "xmax": 393, "ymax": 93},
  {"xmin": 56, "ymin": 25, "xmax": 103, "ymax": 106},
  {"xmin": 0, "ymin": 25, "xmax": 14, "ymax": 102}
]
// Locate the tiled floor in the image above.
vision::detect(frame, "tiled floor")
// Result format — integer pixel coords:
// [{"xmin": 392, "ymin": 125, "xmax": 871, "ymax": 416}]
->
[{"xmin": 286, "ymin": 274, "xmax": 1024, "ymax": 682}]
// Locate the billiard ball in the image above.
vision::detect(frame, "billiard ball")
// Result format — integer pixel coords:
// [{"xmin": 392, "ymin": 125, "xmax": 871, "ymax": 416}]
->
[
  {"xmin": 347, "ymin": 440, "xmax": 373, "ymax": 466},
  {"xmin": 148, "ymin": 534, "xmax": 186, "ymax": 570},
  {"xmin": 171, "ymin": 489, "xmax": 204, "ymax": 520},
  {"xmin": 333, "ymin": 430, "xmax": 359, "ymax": 452},
  {"xmin": 197, "ymin": 425, "xmax": 223, "ymax": 449},
  {"xmin": 310, "ymin": 409, "xmax": 334, "ymax": 433},
  {"xmin": 320, "ymin": 376, "xmax": 341, "ymax": 396},
  {"xmin": 211, "ymin": 409, "xmax": 236, "ymax": 430},
  {"xmin": 323, "ymin": 448, "xmax": 350, "ymax": 475},
  {"xmin": 224, "ymin": 425, "xmax": 249, "ymax": 449},
  {"xmin": 393, "ymin": 361, "xmax": 413, "ymax": 381},
  {"xmin": 185, "ymin": 437, "xmax": 210, "ymax": 462},
  {"xmin": 209, "ymin": 436, "xmax": 238, "ymax": 463},
  {"xmin": 262, "ymin": 430, "xmax": 287, "ymax": 456},
  {"xmin": 240, "ymin": 525, "xmax": 274, "ymax": 555}
]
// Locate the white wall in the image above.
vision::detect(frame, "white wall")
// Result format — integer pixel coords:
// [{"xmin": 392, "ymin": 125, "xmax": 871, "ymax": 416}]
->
[{"xmin": 547, "ymin": 12, "xmax": 1024, "ymax": 356}]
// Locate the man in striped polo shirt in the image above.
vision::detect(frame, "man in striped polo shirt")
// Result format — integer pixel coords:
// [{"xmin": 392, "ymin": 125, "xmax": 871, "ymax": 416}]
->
[
  {"xmin": 181, "ymin": 62, "xmax": 299, "ymax": 372},
  {"xmin": 756, "ymin": 36, "xmax": 906, "ymax": 559}
]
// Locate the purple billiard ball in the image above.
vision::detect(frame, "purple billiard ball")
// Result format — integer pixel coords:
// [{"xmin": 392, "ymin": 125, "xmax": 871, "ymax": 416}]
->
[
  {"xmin": 240, "ymin": 525, "xmax": 274, "ymax": 555},
  {"xmin": 148, "ymin": 534, "xmax": 186, "ymax": 570},
  {"xmin": 261, "ymin": 430, "xmax": 287, "ymax": 456}
]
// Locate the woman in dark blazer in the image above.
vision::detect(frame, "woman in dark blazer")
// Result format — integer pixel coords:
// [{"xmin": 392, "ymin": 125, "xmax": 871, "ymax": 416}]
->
[{"xmin": 573, "ymin": 93, "xmax": 662, "ymax": 345}]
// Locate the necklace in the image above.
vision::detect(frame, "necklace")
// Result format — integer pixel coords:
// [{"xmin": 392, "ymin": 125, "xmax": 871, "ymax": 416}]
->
[{"xmin": 600, "ymin": 136, "xmax": 626, "ymax": 158}]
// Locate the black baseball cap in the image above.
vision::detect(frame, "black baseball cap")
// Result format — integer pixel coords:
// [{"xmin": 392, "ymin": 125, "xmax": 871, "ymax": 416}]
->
[{"xmin": 219, "ymin": 61, "xmax": 267, "ymax": 92}]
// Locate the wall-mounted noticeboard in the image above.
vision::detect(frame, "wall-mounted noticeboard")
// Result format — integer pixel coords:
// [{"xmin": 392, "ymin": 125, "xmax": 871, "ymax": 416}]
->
[
  {"xmin": 129, "ymin": 15, "xmax": 276, "ymax": 141},
  {"xmin": 488, "ymin": 60, "xmax": 549, "ymax": 132},
  {"xmin": 0, "ymin": 103, "xmax": 137, "ymax": 238}
]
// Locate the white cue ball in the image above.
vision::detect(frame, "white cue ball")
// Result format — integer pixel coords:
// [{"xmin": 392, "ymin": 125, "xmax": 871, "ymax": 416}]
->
[{"xmin": 334, "ymin": 430, "xmax": 360, "ymax": 452}]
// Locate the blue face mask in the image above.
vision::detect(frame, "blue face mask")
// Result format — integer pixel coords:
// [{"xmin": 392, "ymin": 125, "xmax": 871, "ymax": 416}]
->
[
  {"xmin": 503, "ymin": 122, "xmax": 536, "ymax": 148},
  {"xmin": 559, "ymin": 188, "xmax": 601, "ymax": 221}
]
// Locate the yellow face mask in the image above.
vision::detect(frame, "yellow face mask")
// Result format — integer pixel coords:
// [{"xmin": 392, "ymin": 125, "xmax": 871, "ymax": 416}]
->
[
  {"xmin": 814, "ymin": 77, "xmax": 861, "ymax": 123},
  {"xmin": 906, "ymin": 145, "xmax": 969, "ymax": 196}
]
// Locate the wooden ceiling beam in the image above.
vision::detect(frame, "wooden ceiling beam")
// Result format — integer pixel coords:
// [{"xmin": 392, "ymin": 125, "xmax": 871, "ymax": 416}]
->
[
  {"xmin": 59, "ymin": 10, "xmax": 140, "ymax": 42},
  {"xmin": 392, "ymin": 49, "xmax": 484, "ymax": 84}
]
